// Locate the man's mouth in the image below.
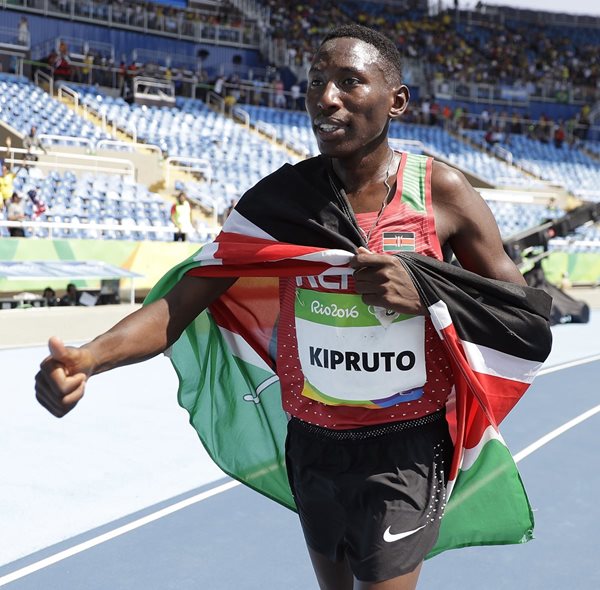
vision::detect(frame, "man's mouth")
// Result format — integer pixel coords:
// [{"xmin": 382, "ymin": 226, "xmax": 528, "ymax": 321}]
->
[{"xmin": 314, "ymin": 120, "xmax": 347, "ymax": 137}]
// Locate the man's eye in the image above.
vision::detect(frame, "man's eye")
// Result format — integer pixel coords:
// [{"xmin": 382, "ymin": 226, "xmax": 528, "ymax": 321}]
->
[
  {"xmin": 342, "ymin": 78, "xmax": 360, "ymax": 86},
  {"xmin": 309, "ymin": 79, "xmax": 323, "ymax": 87}
]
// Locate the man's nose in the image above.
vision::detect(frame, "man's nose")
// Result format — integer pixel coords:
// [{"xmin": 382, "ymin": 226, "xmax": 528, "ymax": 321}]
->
[{"xmin": 317, "ymin": 81, "xmax": 341, "ymax": 110}]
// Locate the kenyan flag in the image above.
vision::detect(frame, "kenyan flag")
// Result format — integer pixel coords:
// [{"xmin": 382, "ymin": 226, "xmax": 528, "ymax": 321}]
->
[{"xmin": 145, "ymin": 224, "xmax": 551, "ymax": 556}]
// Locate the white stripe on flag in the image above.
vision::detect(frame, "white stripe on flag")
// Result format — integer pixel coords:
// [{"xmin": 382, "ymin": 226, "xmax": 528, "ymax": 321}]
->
[
  {"xmin": 460, "ymin": 425, "xmax": 504, "ymax": 471},
  {"xmin": 222, "ymin": 209, "xmax": 277, "ymax": 241},
  {"xmin": 218, "ymin": 325, "xmax": 275, "ymax": 373},
  {"xmin": 428, "ymin": 300, "xmax": 452, "ymax": 336},
  {"xmin": 294, "ymin": 249, "xmax": 354, "ymax": 266},
  {"xmin": 192, "ymin": 240, "xmax": 222, "ymax": 265},
  {"xmin": 461, "ymin": 340, "xmax": 544, "ymax": 384}
]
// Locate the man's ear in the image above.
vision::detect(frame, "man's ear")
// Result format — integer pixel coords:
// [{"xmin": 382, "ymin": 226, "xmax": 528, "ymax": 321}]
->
[{"xmin": 389, "ymin": 85, "xmax": 410, "ymax": 120}]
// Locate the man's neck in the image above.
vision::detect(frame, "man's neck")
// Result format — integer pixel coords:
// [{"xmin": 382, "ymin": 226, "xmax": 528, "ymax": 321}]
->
[
  {"xmin": 330, "ymin": 144, "xmax": 393, "ymax": 194},
  {"xmin": 329, "ymin": 145, "xmax": 398, "ymax": 213}
]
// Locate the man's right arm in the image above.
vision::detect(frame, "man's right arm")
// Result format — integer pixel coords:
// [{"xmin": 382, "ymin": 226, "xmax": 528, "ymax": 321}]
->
[{"xmin": 35, "ymin": 275, "xmax": 236, "ymax": 417}]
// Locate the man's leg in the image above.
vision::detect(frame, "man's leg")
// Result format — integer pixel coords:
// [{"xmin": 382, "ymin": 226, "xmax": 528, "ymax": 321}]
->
[
  {"xmin": 307, "ymin": 546, "xmax": 353, "ymax": 590},
  {"xmin": 354, "ymin": 563, "xmax": 422, "ymax": 590},
  {"xmin": 307, "ymin": 547, "xmax": 422, "ymax": 590}
]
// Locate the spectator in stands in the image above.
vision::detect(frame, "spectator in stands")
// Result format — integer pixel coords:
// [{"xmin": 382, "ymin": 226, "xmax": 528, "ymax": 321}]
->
[
  {"xmin": 23, "ymin": 126, "xmax": 47, "ymax": 160},
  {"xmin": 42, "ymin": 287, "xmax": 58, "ymax": 307},
  {"xmin": 441, "ymin": 104, "xmax": 452, "ymax": 129},
  {"xmin": 480, "ymin": 108, "xmax": 490, "ymax": 130},
  {"xmin": 509, "ymin": 112, "xmax": 523, "ymax": 135},
  {"xmin": 0, "ymin": 164, "xmax": 15, "ymax": 210},
  {"xmin": 7, "ymin": 192, "xmax": 26, "ymax": 237},
  {"xmin": 82, "ymin": 52, "xmax": 95, "ymax": 85},
  {"xmin": 575, "ymin": 107, "xmax": 591, "ymax": 141},
  {"xmin": 484, "ymin": 126, "xmax": 502, "ymax": 146},
  {"xmin": 251, "ymin": 77, "xmax": 266, "ymax": 106},
  {"xmin": 53, "ymin": 41, "xmax": 72, "ymax": 82},
  {"xmin": 34, "ymin": 49, "xmax": 57, "ymax": 81},
  {"xmin": 290, "ymin": 81, "xmax": 302, "ymax": 110},
  {"xmin": 429, "ymin": 100, "xmax": 440, "ymax": 126},
  {"xmin": 171, "ymin": 192, "xmax": 192, "ymax": 242},
  {"xmin": 537, "ymin": 115, "xmax": 552, "ymax": 144},
  {"xmin": 213, "ymin": 75, "xmax": 225, "ymax": 97},
  {"xmin": 273, "ymin": 76, "xmax": 286, "ymax": 109},
  {"xmin": 224, "ymin": 92, "xmax": 237, "ymax": 113},
  {"xmin": 553, "ymin": 122, "xmax": 566, "ymax": 149},
  {"xmin": 59, "ymin": 283, "xmax": 80, "ymax": 306},
  {"xmin": 17, "ymin": 16, "xmax": 29, "ymax": 46}
]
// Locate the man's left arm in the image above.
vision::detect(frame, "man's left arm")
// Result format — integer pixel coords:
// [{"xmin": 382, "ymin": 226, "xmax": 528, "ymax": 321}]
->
[
  {"xmin": 351, "ymin": 161, "xmax": 526, "ymax": 314},
  {"xmin": 431, "ymin": 161, "xmax": 525, "ymax": 285}
]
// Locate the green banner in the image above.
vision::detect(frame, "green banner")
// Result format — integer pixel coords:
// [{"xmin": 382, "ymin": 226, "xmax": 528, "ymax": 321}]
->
[{"xmin": 0, "ymin": 237, "xmax": 201, "ymax": 293}]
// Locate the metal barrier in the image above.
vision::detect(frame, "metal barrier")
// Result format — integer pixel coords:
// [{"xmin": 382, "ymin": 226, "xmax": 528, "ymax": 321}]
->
[
  {"xmin": 38, "ymin": 134, "xmax": 95, "ymax": 150},
  {"xmin": 96, "ymin": 139, "xmax": 162, "ymax": 156},
  {"xmin": 132, "ymin": 76, "xmax": 175, "ymax": 107},
  {"xmin": 57, "ymin": 83, "xmax": 79, "ymax": 108},
  {"xmin": 492, "ymin": 145, "xmax": 514, "ymax": 165},
  {"xmin": 0, "ymin": 219, "xmax": 219, "ymax": 245},
  {"xmin": 232, "ymin": 106, "xmax": 250, "ymax": 127},
  {"xmin": 165, "ymin": 156, "xmax": 212, "ymax": 186},
  {"xmin": 0, "ymin": 147, "xmax": 135, "ymax": 178},
  {"xmin": 255, "ymin": 121, "xmax": 277, "ymax": 142},
  {"xmin": 34, "ymin": 69, "xmax": 53, "ymax": 96},
  {"xmin": 206, "ymin": 91, "xmax": 225, "ymax": 114}
]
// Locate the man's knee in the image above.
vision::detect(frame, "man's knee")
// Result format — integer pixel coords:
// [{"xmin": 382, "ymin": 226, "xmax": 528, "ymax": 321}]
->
[{"xmin": 307, "ymin": 546, "xmax": 353, "ymax": 590}]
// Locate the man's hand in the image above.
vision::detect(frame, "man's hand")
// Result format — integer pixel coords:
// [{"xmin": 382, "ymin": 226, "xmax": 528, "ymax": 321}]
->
[
  {"xmin": 350, "ymin": 247, "xmax": 424, "ymax": 316},
  {"xmin": 35, "ymin": 337, "xmax": 95, "ymax": 418},
  {"xmin": 33, "ymin": 275, "xmax": 237, "ymax": 418}
]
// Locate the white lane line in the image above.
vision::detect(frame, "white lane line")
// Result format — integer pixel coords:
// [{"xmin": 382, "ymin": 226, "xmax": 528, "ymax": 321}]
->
[
  {"xmin": 539, "ymin": 353, "xmax": 600, "ymax": 376},
  {"xmin": 2, "ymin": 356, "xmax": 599, "ymax": 585},
  {"xmin": 514, "ymin": 404, "xmax": 600, "ymax": 464},
  {"xmin": 0, "ymin": 480, "xmax": 241, "ymax": 587}
]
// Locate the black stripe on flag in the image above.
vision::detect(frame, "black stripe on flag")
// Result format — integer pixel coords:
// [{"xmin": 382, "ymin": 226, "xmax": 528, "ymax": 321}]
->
[{"xmin": 396, "ymin": 252, "xmax": 553, "ymax": 362}]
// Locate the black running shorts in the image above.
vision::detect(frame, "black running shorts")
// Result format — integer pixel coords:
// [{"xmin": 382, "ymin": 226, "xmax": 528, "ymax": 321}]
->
[{"xmin": 285, "ymin": 411, "xmax": 453, "ymax": 583}]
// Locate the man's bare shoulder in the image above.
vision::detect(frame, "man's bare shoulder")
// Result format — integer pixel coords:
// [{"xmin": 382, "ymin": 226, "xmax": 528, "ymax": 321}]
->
[
  {"xmin": 430, "ymin": 160, "xmax": 474, "ymax": 206},
  {"xmin": 428, "ymin": 160, "xmax": 483, "ymax": 243}
]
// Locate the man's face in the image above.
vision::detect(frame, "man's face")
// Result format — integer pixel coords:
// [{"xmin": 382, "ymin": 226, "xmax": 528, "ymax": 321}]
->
[{"xmin": 305, "ymin": 37, "xmax": 405, "ymax": 159}]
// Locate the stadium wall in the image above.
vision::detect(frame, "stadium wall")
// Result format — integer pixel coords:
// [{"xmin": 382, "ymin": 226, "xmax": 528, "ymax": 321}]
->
[
  {"xmin": 435, "ymin": 98, "xmax": 583, "ymax": 122},
  {"xmin": 0, "ymin": 11, "xmax": 262, "ymax": 73}
]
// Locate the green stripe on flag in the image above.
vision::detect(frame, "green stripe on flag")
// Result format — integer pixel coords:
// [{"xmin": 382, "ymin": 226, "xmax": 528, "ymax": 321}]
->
[
  {"xmin": 428, "ymin": 439, "xmax": 534, "ymax": 558},
  {"xmin": 172, "ymin": 310, "xmax": 294, "ymax": 510},
  {"xmin": 145, "ymin": 247, "xmax": 295, "ymax": 511}
]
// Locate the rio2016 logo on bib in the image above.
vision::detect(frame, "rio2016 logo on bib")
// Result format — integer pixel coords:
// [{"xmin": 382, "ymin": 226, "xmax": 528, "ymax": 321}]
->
[{"xmin": 295, "ymin": 288, "xmax": 426, "ymax": 408}]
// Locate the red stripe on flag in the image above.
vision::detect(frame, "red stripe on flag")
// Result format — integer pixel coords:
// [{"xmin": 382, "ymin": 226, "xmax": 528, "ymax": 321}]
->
[
  {"xmin": 436, "ymin": 320, "xmax": 530, "ymax": 479},
  {"xmin": 209, "ymin": 277, "xmax": 279, "ymax": 368},
  {"xmin": 188, "ymin": 233, "xmax": 338, "ymax": 278}
]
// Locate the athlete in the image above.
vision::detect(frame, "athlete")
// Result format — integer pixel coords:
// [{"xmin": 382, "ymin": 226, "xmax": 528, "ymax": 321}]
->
[{"xmin": 36, "ymin": 25, "xmax": 531, "ymax": 590}]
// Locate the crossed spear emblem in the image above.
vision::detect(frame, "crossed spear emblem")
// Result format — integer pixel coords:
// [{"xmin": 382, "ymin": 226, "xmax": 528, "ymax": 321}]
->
[{"xmin": 242, "ymin": 374, "xmax": 279, "ymax": 404}]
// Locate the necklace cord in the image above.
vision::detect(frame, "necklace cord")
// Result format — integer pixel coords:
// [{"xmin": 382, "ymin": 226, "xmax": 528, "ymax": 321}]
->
[{"xmin": 327, "ymin": 149, "xmax": 398, "ymax": 245}]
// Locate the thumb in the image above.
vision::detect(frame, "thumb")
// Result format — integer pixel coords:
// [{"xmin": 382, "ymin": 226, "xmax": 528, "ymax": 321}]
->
[
  {"xmin": 48, "ymin": 336, "xmax": 77, "ymax": 365},
  {"xmin": 356, "ymin": 246, "xmax": 371, "ymax": 254}
]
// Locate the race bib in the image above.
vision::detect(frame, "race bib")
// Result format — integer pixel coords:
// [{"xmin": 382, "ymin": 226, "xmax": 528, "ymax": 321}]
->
[{"xmin": 295, "ymin": 288, "xmax": 426, "ymax": 408}]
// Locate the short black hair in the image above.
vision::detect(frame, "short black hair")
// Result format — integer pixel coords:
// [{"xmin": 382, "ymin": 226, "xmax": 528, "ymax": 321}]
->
[{"xmin": 320, "ymin": 24, "xmax": 403, "ymax": 85}]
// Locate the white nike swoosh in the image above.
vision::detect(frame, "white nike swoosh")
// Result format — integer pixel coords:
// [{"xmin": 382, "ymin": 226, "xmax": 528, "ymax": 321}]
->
[{"xmin": 383, "ymin": 523, "xmax": 427, "ymax": 543}]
